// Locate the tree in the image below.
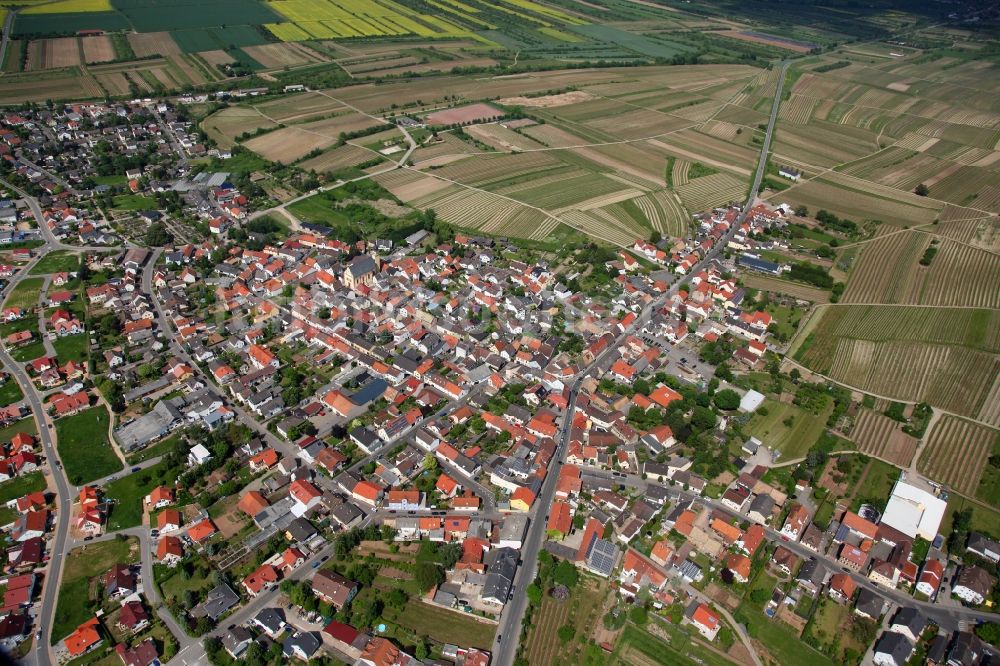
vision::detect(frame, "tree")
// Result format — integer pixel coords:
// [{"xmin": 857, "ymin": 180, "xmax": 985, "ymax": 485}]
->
[
  {"xmin": 553, "ymin": 560, "xmax": 579, "ymax": 588},
  {"xmin": 415, "ymin": 562, "xmax": 444, "ymax": 592},
  {"xmin": 526, "ymin": 583, "xmax": 542, "ymax": 605},
  {"xmin": 914, "ymin": 183, "xmax": 929, "ymax": 196},
  {"xmin": 557, "ymin": 625, "xmax": 575, "ymax": 643},
  {"xmin": 629, "ymin": 606, "xmax": 648, "ymax": 625},
  {"xmin": 713, "ymin": 389, "xmax": 740, "ymax": 411},
  {"xmin": 690, "ymin": 406, "xmax": 717, "ymax": 432}
]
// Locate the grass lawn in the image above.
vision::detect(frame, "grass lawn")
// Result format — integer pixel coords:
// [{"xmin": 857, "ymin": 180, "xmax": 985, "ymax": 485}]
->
[
  {"xmin": 105, "ymin": 459, "xmax": 182, "ymax": 530},
  {"xmin": 55, "ymin": 407, "xmax": 122, "ymax": 485},
  {"xmin": 0, "ymin": 418, "xmax": 36, "ymax": 443},
  {"xmin": 942, "ymin": 495, "xmax": 1000, "ymax": 539},
  {"xmin": 747, "ymin": 398, "xmax": 833, "ymax": 460},
  {"xmin": 0, "ymin": 470, "xmax": 45, "ymax": 504},
  {"xmin": 0, "ymin": 317, "xmax": 37, "ymax": 338},
  {"xmin": 3, "ymin": 277, "xmax": 44, "ymax": 309},
  {"xmin": 10, "ymin": 339, "xmax": 47, "ymax": 362},
  {"xmin": 807, "ymin": 598, "xmax": 864, "ymax": 661},
  {"xmin": 52, "ymin": 334, "xmax": 89, "ymax": 363},
  {"xmin": 612, "ymin": 623, "xmax": 731, "ymax": 666},
  {"xmin": 737, "ymin": 600, "xmax": 836, "ymax": 666},
  {"xmin": 382, "ymin": 599, "xmax": 496, "ymax": 649},
  {"xmin": 125, "ymin": 433, "xmax": 184, "ymax": 464},
  {"xmin": 0, "ymin": 378, "xmax": 23, "ymax": 404},
  {"xmin": 851, "ymin": 459, "xmax": 898, "ymax": 510},
  {"xmin": 287, "ymin": 194, "xmax": 352, "ymax": 228},
  {"xmin": 112, "ymin": 194, "xmax": 158, "ymax": 211},
  {"xmin": 52, "ymin": 537, "xmax": 140, "ymax": 643},
  {"xmin": 28, "ymin": 250, "xmax": 82, "ymax": 275},
  {"xmin": 157, "ymin": 556, "xmax": 214, "ymax": 606}
]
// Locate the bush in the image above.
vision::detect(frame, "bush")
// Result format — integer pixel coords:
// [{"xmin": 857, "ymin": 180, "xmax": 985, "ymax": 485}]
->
[{"xmin": 557, "ymin": 625, "xmax": 575, "ymax": 643}]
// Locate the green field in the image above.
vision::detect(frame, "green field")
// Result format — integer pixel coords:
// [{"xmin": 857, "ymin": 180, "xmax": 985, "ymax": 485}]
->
[
  {"xmin": 4, "ymin": 277, "xmax": 44, "ymax": 309},
  {"xmin": 10, "ymin": 340, "xmax": 47, "ymax": 362},
  {"xmin": 52, "ymin": 334, "xmax": 90, "ymax": 364},
  {"xmin": 0, "ymin": 418, "xmax": 37, "ymax": 443},
  {"xmin": 29, "ymin": 251, "xmax": 81, "ymax": 276},
  {"xmin": 170, "ymin": 25, "xmax": 270, "ymax": 52},
  {"xmin": 382, "ymin": 599, "xmax": 495, "ymax": 649},
  {"xmin": 13, "ymin": 11, "xmax": 131, "ymax": 37},
  {"xmin": 736, "ymin": 599, "xmax": 835, "ymax": 666},
  {"xmin": 52, "ymin": 537, "xmax": 139, "ymax": 643},
  {"xmin": 104, "ymin": 458, "xmax": 181, "ymax": 530},
  {"xmin": 852, "ymin": 458, "xmax": 898, "ymax": 511},
  {"xmin": 112, "ymin": 194, "xmax": 159, "ymax": 211},
  {"xmin": 746, "ymin": 398, "xmax": 833, "ymax": 460},
  {"xmin": 0, "ymin": 470, "xmax": 45, "ymax": 504},
  {"xmin": 55, "ymin": 407, "xmax": 122, "ymax": 485},
  {"xmin": 0, "ymin": 378, "xmax": 23, "ymax": 404}
]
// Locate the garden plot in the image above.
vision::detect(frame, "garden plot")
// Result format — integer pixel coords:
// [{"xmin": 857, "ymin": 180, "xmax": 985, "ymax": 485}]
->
[{"xmin": 80, "ymin": 35, "xmax": 114, "ymax": 63}]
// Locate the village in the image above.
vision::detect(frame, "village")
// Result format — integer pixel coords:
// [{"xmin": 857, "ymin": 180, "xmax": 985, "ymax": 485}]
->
[{"xmin": 0, "ymin": 89, "xmax": 992, "ymax": 666}]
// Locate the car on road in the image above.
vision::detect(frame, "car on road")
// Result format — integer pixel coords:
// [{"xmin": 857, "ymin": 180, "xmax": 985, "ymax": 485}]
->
[
  {"xmin": 131, "ymin": 466, "xmax": 141, "ymax": 472},
  {"xmin": 312, "ymin": 562, "xmax": 320, "ymax": 569},
  {"xmin": 321, "ymin": 555, "xmax": 329, "ymax": 561},
  {"xmin": 84, "ymin": 536, "xmax": 93, "ymax": 541}
]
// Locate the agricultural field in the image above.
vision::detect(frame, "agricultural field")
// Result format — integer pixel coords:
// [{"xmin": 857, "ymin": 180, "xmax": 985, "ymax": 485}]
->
[
  {"xmin": 793, "ymin": 305, "xmax": 1000, "ymax": 424},
  {"xmin": 920, "ymin": 415, "xmax": 1000, "ymax": 498},
  {"xmin": 243, "ymin": 111, "xmax": 383, "ymax": 163},
  {"xmin": 847, "ymin": 408, "xmax": 917, "ymax": 467},
  {"xmin": 842, "ymin": 232, "xmax": 1000, "ymax": 309},
  {"xmin": 742, "ymin": 274, "xmax": 830, "ymax": 303},
  {"xmin": 263, "ymin": 0, "xmax": 474, "ymax": 41}
]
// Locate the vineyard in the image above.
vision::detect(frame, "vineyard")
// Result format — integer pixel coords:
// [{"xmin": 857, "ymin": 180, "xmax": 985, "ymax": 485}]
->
[
  {"xmin": 825, "ymin": 339, "xmax": 998, "ymax": 423},
  {"xmin": 631, "ymin": 191, "xmax": 689, "ymax": 237},
  {"xmin": 843, "ymin": 232, "xmax": 1000, "ymax": 308},
  {"xmin": 919, "ymin": 415, "xmax": 999, "ymax": 497},
  {"xmin": 795, "ymin": 305, "xmax": 1000, "ymax": 370},
  {"xmin": 848, "ymin": 408, "xmax": 917, "ymax": 467},
  {"xmin": 675, "ymin": 171, "xmax": 747, "ymax": 211}
]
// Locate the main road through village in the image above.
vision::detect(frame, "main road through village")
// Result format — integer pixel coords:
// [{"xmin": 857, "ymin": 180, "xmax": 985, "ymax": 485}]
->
[{"xmin": 489, "ymin": 61, "xmax": 790, "ymax": 666}]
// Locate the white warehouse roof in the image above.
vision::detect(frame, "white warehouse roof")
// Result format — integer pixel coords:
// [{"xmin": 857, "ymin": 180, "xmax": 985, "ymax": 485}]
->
[
  {"xmin": 880, "ymin": 479, "xmax": 947, "ymax": 541},
  {"xmin": 739, "ymin": 390, "xmax": 765, "ymax": 413}
]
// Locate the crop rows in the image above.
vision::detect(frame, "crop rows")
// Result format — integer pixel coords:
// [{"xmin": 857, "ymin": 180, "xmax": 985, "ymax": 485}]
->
[
  {"xmin": 919, "ymin": 415, "xmax": 998, "ymax": 496},
  {"xmin": 842, "ymin": 231, "xmax": 928, "ymax": 304},
  {"xmin": 918, "ymin": 240, "xmax": 1000, "ymax": 308},
  {"xmin": 431, "ymin": 152, "xmax": 561, "ymax": 188},
  {"xmin": 810, "ymin": 305, "xmax": 1000, "ymax": 356},
  {"xmin": 265, "ymin": 0, "xmax": 468, "ymax": 41},
  {"xmin": 849, "ymin": 408, "xmax": 917, "ymax": 467},
  {"xmin": 675, "ymin": 171, "xmax": 745, "ymax": 212},
  {"xmin": 827, "ymin": 338, "xmax": 998, "ymax": 420},
  {"xmin": 560, "ymin": 209, "xmax": 638, "ymax": 247},
  {"xmin": 648, "ymin": 191, "xmax": 688, "ymax": 237},
  {"xmin": 779, "ymin": 95, "xmax": 815, "ymax": 124},
  {"xmin": 671, "ymin": 159, "xmax": 690, "ymax": 186}
]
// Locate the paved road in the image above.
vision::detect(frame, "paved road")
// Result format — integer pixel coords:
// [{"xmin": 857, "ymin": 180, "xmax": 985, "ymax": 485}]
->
[
  {"xmin": 491, "ymin": 60, "xmax": 790, "ymax": 666},
  {"xmin": 585, "ymin": 466, "xmax": 1000, "ymax": 630},
  {"xmin": 15, "ymin": 153, "xmax": 80, "ymax": 197},
  {"xmin": 0, "ymin": 273, "xmax": 68, "ymax": 666}
]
